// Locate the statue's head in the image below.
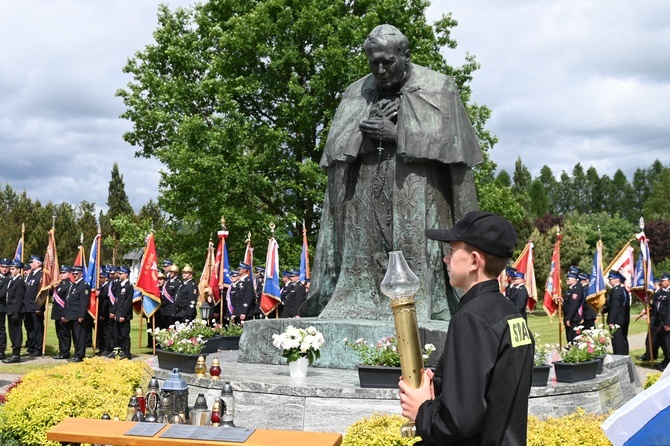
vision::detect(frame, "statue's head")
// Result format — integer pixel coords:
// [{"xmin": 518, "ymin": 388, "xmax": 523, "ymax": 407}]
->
[{"xmin": 364, "ymin": 24, "xmax": 411, "ymax": 90}]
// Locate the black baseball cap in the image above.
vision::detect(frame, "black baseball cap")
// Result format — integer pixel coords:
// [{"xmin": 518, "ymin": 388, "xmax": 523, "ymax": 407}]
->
[{"xmin": 425, "ymin": 211, "xmax": 517, "ymax": 258}]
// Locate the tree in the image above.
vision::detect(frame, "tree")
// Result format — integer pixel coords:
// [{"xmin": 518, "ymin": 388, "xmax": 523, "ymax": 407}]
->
[
  {"xmin": 103, "ymin": 163, "xmax": 135, "ymax": 263},
  {"xmin": 528, "ymin": 179, "xmax": 548, "ymax": 218},
  {"xmin": 117, "ymin": 0, "xmax": 495, "ymax": 266},
  {"xmin": 537, "ymin": 165, "xmax": 558, "ymax": 214},
  {"xmin": 643, "ymin": 168, "xmax": 670, "ymax": 221},
  {"xmin": 495, "ymin": 170, "xmax": 511, "ymax": 188},
  {"xmin": 572, "ymin": 163, "xmax": 588, "ymax": 214},
  {"xmin": 610, "ymin": 169, "xmax": 636, "ymax": 222}
]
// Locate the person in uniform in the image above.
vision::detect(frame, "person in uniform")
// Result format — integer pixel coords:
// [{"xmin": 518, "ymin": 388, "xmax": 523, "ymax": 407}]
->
[
  {"xmin": 603, "ymin": 270, "xmax": 631, "ymax": 355},
  {"xmin": 162, "ymin": 259, "xmax": 174, "ymax": 277},
  {"xmin": 110, "ymin": 266, "xmax": 134, "ymax": 359},
  {"xmin": 398, "ymin": 211, "xmax": 533, "ymax": 445},
  {"xmin": 651, "ymin": 272, "xmax": 670, "ymax": 371},
  {"xmin": 578, "ymin": 272, "xmax": 598, "ymax": 330},
  {"xmin": 159, "ymin": 264, "xmax": 180, "ymax": 329},
  {"xmin": 174, "ymin": 264, "xmax": 197, "ymax": 323},
  {"xmin": 226, "ymin": 271, "xmax": 240, "ymax": 320},
  {"xmin": 0, "ymin": 258, "xmax": 11, "ymax": 359},
  {"xmin": 254, "ymin": 267, "xmax": 265, "ymax": 319},
  {"xmin": 563, "ymin": 267, "xmax": 583, "ymax": 343},
  {"xmin": 232, "ymin": 263, "xmax": 256, "ymax": 322},
  {"xmin": 638, "ymin": 279, "xmax": 662, "ymax": 362},
  {"xmin": 51, "ymin": 265, "xmax": 72, "ymax": 359},
  {"xmin": 281, "ymin": 270, "xmax": 306, "ymax": 318},
  {"xmin": 22, "ymin": 254, "xmax": 45, "ymax": 357},
  {"xmin": 95, "ymin": 269, "xmax": 112, "ymax": 357},
  {"xmin": 64, "ymin": 265, "xmax": 91, "ymax": 362},
  {"xmin": 3, "ymin": 260, "xmax": 26, "ymax": 364},
  {"xmin": 506, "ymin": 270, "xmax": 529, "ymax": 320}
]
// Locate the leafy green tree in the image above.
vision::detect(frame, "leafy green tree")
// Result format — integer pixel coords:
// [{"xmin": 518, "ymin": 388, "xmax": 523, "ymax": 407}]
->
[
  {"xmin": 495, "ymin": 170, "xmax": 512, "ymax": 188},
  {"xmin": 117, "ymin": 0, "xmax": 495, "ymax": 267},
  {"xmin": 610, "ymin": 169, "xmax": 636, "ymax": 222},
  {"xmin": 572, "ymin": 163, "xmax": 588, "ymax": 214},
  {"xmin": 102, "ymin": 163, "xmax": 135, "ymax": 263},
  {"xmin": 537, "ymin": 165, "xmax": 558, "ymax": 214},
  {"xmin": 556, "ymin": 171, "xmax": 573, "ymax": 214},
  {"xmin": 586, "ymin": 167, "xmax": 604, "ymax": 212},
  {"xmin": 528, "ymin": 179, "xmax": 548, "ymax": 218},
  {"xmin": 643, "ymin": 168, "xmax": 670, "ymax": 221}
]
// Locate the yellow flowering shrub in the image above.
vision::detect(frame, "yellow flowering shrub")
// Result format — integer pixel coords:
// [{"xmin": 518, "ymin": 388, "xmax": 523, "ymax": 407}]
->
[
  {"xmin": 528, "ymin": 408, "xmax": 611, "ymax": 446},
  {"xmin": 0, "ymin": 358, "xmax": 153, "ymax": 446},
  {"xmin": 343, "ymin": 413, "xmax": 420, "ymax": 446},
  {"xmin": 644, "ymin": 372, "xmax": 661, "ymax": 389}
]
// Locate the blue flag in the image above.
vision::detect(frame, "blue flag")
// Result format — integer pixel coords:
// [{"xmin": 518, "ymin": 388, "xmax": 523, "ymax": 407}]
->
[
  {"xmin": 84, "ymin": 234, "xmax": 101, "ymax": 317},
  {"xmin": 260, "ymin": 237, "xmax": 281, "ymax": 315},
  {"xmin": 13, "ymin": 238, "xmax": 22, "ymax": 262},
  {"xmin": 299, "ymin": 226, "xmax": 310, "ymax": 283},
  {"xmin": 586, "ymin": 240, "xmax": 606, "ymax": 311}
]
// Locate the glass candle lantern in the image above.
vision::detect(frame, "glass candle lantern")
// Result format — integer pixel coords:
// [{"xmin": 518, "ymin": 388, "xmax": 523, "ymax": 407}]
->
[
  {"xmin": 190, "ymin": 393, "xmax": 209, "ymax": 426},
  {"xmin": 209, "ymin": 358, "xmax": 222, "ymax": 380}
]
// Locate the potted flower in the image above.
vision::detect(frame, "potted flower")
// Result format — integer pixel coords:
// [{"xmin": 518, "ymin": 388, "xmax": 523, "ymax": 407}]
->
[
  {"xmin": 580, "ymin": 324, "xmax": 616, "ymax": 374},
  {"xmin": 344, "ymin": 336, "xmax": 436, "ymax": 388},
  {"xmin": 553, "ymin": 336, "xmax": 599, "ymax": 383},
  {"xmin": 214, "ymin": 321, "xmax": 244, "ymax": 350},
  {"xmin": 150, "ymin": 320, "xmax": 212, "ymax": 372},
  {"xmin": 532, "ymin": 334, "xmax": 552, "ymax": 387},
  {"xmin": 272, "ymin": 325, "xmax": 325, "ymax": 377}
]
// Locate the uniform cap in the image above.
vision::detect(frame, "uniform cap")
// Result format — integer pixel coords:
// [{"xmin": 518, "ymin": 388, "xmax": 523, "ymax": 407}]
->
[
  {"xmin": 11, "ymin": 260, "xmax": 23, "ymax": 269},
  {"xmin": 119, "ymin": 266, "xmax": 130, "ymax": 275},
  {"xmin": 425, "ymin": 211, "xmax": 517, "ymax": 258},
  {"xmin": 607, "ymin": 270, "xmax": 625, "ymax": 281},
  {"xmin": 71, "ymin": 266, "xmax": 83, "ymax": 273},
  {"xmin": 281, "ymin": 270, "xmax": 291, "ymax": 277},
  {"xmin": 577, "ymin": 272, "xmax": 590, "ymax": 281},
  {"xmin": 29, "ymin": 254, "xmax": 43, "ymax": 263},
  {"xmin": 162, "ymin": 259, "xmax": 173, "ymax": 267},
  {"xmin": 289, "ymin": 269, "xmax": 300, "ymax": 277},
  {"xmin": 157, "ymin": 271, "xmax": 166, "ymax": 279},
  {"xmin": 511, "ymin": 271, "xmax": 525, "ymax": 279},
  {"xmin": 23, "ymin": 263, "xmax": 31, "ymax": 270},
  {"xmin": 566, "ymin": 271, "xmax": 579, "ymax": 279},
  {"xmin": 168, "ymin": 264, "xmax": 180, "ymax": 273},
  {"xmin": 0, "ymin": 258, "xmax": 11, "ymax": 267},
  {"xmin": 182, "ymin": 264, "xmax": 193, "ymax": 273},
  {"xmin": 231, "ymin": 271, "xmax": 240, "ymax": 277},
  {"xmin": 659, "ymin": 272, "xmax": 670, "ymax": 281},
  {"xmin": 60, "ymin": 265, "xmax": 72, "ymax": 273},
  {"xmin": 238, "ymin": 262, "xmax": 251, "ymax": 270}
]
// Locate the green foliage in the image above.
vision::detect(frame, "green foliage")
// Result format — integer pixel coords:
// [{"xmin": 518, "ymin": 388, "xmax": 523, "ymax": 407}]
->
[
  {"xmin": 644, "ymin": 372, "xmax": 662, "ymax": 389},
  {"xmin": 214, "ymin": 322, "xmax": 244, "ymax": 336},
  {"xmin": 0, "ymin": 358, "xmax": 152, "ymax": 446},
  {"xmin": 527, "ymin": 409, "xmax": 611, "ymax": 446},
  {"xmin": 344, "ymin": 336, "xmax": 435, "ymax": 367},
  {"xmin": 343, "ymin": 413, "xmax": 420, "ymax": 446},
  {"xmin": 117, "ymin": 0, "xmax": 492, "ymax": 266},
  {"xmin": 643, "ymin": 168, "xmax": 670, "ymax": 221}
]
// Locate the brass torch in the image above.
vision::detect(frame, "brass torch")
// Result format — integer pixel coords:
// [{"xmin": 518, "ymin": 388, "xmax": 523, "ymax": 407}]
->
[{"xmin": 381, "ymin": 251, "xmax": 422, "ymax": 438}]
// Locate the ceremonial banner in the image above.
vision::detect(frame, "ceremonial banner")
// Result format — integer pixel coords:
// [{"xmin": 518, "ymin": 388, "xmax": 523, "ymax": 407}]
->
[
  {"xmin": 543, "ymin": 234, "xmax": 562, "ymax": 318},
  {"xmin": 37, "ymin": 229, "xmax": 60, "ymax": 307},
  {"xmin": 260, "ymin": 237, "xmax": 281, "ymax": 315},
  {"xmin": 136, "ymin": 233, "xmax": 161, "ymax": 318},
  {"xmin": 198, "ymin": 240, "xmax": 214, "ymax": 303},
  {"xmin": 512, "ymin": 241, "xmax": 537, "ymax": 310},
  {"xmin": 586, "ymin": 240, "xmax": 606, "ymax": 312},
  {"xmin": 299, "ymin": 225, "xmax": 310, "ymax": 283},
  {"xmin": 210, "ymin": 235, "xmax": 224, "ymax": 305},
  {"xmin": 13, "ymin": 237, "xmax": 22, "ymax": 262},
  {"xmin": 243, "ymin": 233, "xmax": 256, "ymax": 293},
  {"xmin": 631, "ymin": 232, "xmax": 655, "ymax": 303},
  {"xmin": 85, "ymin": 234, "xmax": 101, "ymax": 318},
  {"xmin": 605, "ymin": 242, "xmax": 635, "ymax": 291}
]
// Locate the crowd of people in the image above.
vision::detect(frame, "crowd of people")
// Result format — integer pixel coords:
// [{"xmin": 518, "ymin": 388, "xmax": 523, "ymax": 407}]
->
[{"xmin": 0, "ymin": 255, "xmax": 310, "ymax": 363}]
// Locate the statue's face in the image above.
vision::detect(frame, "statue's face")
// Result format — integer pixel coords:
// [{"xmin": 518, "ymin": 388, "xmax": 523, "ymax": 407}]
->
[{"xmin": 365, "ymin": 40, "xmax": 408, "ymax": 90}]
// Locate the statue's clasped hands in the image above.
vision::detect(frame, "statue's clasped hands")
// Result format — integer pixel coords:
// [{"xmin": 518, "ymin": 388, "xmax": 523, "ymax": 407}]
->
[{"xmin": 360, "ymin": 99, "xmax": 398, "ymax": 142}]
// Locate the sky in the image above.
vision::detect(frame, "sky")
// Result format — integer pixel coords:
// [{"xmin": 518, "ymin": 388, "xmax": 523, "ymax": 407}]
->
[{"xmin": 1, "ymin": 0, "xmax": 669, "ymax": 213}]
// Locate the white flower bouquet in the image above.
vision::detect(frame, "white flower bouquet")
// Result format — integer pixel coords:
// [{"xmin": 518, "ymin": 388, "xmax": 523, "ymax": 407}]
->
[{"xmin": 272, "ymin": 325, "xmax": 325, "ymax": 365}]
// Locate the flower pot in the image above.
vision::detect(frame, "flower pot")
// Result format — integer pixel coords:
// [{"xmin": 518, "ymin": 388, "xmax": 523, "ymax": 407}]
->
[
  {"xmin": 553, "ymin": 359, "xmax": 598, "ymax": 383},
  {"xmin": 201, "ymin": 336, "xmax": 222, "ymax": 354},
  {"xmin": 155, "ymin": 349, "xmax": 207, "ymax": 374},
  {"xmin": 218, "ymin": 335, "xmax": 241, "ymax": 351},
  {"xmin": 532, "ymin": 365, "xmax": 551, "ymax": 387},
  {"xmin": 595, "ymin": 355, "xmax": 605, "ymax": 374},
  {"xmin": 289, "ymin": 357, "xmax": 309, "ymax": 377},
  {"xmin": 357, "ymin": 365, "xmax": 402, "ymax": 388}
]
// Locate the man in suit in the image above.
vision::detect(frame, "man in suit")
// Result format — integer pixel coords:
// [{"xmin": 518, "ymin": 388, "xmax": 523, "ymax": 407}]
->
[
  {"xmin": 159, "ymin": 264, "xmax": 180, "ymax": 328},
  {"xmin": 578, "ymin": 272, "xmax": 598, "ymax": 330},
  {"xmin": 110, "ymin": 266, "xmax": 134, "ymax": 359},
  {"xmin": 51, "ymin": 265, "xmax": 72, "ymax": 359},
  {"xmin": 281, "ymin": 270, "xmax": 306, "ymax": 318},
  {"xmin": 0, "ymin": 258, "xmax": 11, "ymax": 359},
  {"xmin": 603, "ymin": 269, "xmax": 631, "ymax": 355},
  {"xmin": 95, "ymin": 269, "xmax": 112, "ymax": 356},
  {"xmin": 22, "ymin": 254, "xmax": 45, "ymax": 357},
  {"xmin": 651, "ymin": 272, "xmax": 669, "ymax": 371},
  {"xmin": 3, "ymin": 260, "xmax": 26, "ymax": 363},
  {"xmin": 64, "ymin": 266, "xmax": 91, "ymax": 362}
]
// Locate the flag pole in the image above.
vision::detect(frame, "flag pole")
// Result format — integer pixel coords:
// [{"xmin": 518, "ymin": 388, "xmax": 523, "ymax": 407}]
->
[
  {"xmin": 152, "ymin": 315, "xmax": 156, "ymax": 355},
  {"xmin": 219, "ymin": 216, "xmax": 227, "ymax": 326},
  {"xmin": 42, "ymin": 214, "xmax": 56, "ymax": 356},
  {"xmin": 92, "ymin": 227, "xmax": 101, "ymax": 357},
  {"xmin": 20, "ymin": 223, "xmax": 25, "ymax": 263},
  {"xmin": 639, "ymin": 218, "xmax": 655, "ymax": 367}
]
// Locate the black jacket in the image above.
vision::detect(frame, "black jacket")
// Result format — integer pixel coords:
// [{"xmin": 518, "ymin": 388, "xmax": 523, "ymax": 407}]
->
[
  {"xmin": 415, "ymin": 280, "xmax": 534, "ymax": 446},
  {"xmin": 175, "ymin": 279, "xmax": 198, "ymax": 320},
  {"xmin": 563, "ymin": 282, "xmax": 583, "ymax": 323},
  {"xmin": 51, "ymin": 279, "xmax": 71, "ymax": 320},
  {"xmin": 506, "ymin": 284, "xmax": 528, "ymax": 319},
  {"xmin": 23, "ymin": 268, "xmax": 43, "ymax": 312},
  {"xmin": 605, "ymin": 284, "xmax": 630, "ymax": 328},
  {"xmin": 281, "ymin": 281, "xmax": 306, "ymax": 318},
  {"xmin": 6, "ymin": 275, "xmax": 25, "ymax": 316},
  {"xmin": 233, "ymin": 276, "xmax": 256, "ymax": 319},
  {"xmin": 0, "ymin": 273, "xmax": 9, "ymax": 312},
  {"xmin": 112, "ymin": 280, "xmax": 134, "ymax": 320},
  {"xmin": 64, "ymin": 278, "xmax": 91, "ymax": 321}
]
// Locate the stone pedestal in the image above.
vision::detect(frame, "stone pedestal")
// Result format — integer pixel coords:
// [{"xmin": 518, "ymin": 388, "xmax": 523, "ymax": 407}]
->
[{"xmin": 237, "ymin": 318, "xmax": 449, "ymax": 369}]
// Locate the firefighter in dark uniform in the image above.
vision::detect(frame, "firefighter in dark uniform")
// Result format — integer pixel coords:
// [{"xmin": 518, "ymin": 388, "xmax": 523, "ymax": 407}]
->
[
  {"xmin": 579, "ymin": 272, "xmax": 598, "ymax": 330},
  {"xmin": 652, "ymin": 272, "xmax": 670, "ymax": 371},
  {"xmin": 226, "ymin": 271, "xmax": 240, "ymax": 319},
  {"xmin": 0, "ymin": 258, "xmax": 11, "ymax": 359},
  {"xmin": 96, "ymin": 269, "xmax": 112, "ymax": 356},
  {"xmin": 638, "ymin": 279, "xmax": 662, "ymax": 362},
  {"xmin": 254, "ymin": 267, "xmax": 265, "ymax": 319},
  {"xmin": 51, "ymin": 265, "xmax": 72, "ymax": 359},
  {"xmin": 232, "ymin": 263, "xmax": 256, "ymax": 322},
  {"xmin": 281, "ymin": 270, "xmax": 306, "ymax": 318},
  {"xmin": 110, "ymin": 266, "xmax": 134, "ymax": 359},
  {"xmin": 506, "ymin": 270, "xmax": 529, "ymax": 320},
  {"xmin": 2, "ymin": 261, "xmax": 25, "ymax": 363},
  {"xmin": 22, "ymin": 254, "xmax": 45, "ymax": 357},
  {"xmin": 399, "ymin": 211, "xmax": 533, "ymax": 445},
  {"xmin": 562, "ymin": 267, "xmax": 583, "ymax": 343},
  {"xmin": 174, "ymin": 264, "xmax": 197, "ymax": 323},
  {"xmin": 64, "ymin": 266, "xmax": 91, "ymax": 362},
  {"xmin": 159, "ymin": 264, "xmax": 180, "ymax": 328},
  {"xmin": 603, "ymin": 269, "xmax": 630, "ymax": 355},
  {"xmin": 278, "ymin": 271, "xmax": 291, "ymax": 314}
]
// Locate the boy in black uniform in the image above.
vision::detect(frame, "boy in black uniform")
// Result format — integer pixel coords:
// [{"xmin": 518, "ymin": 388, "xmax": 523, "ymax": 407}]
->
[
  {"xmin": 51, "ymin": 265, "xmax": 72, "ymax": 359},
  {"xmin": 64, "ymin": 266, "xmax": 91, "ymax": 362},
  {"xmin": 3, "ymin": 261, "xmax": 25, "ymax": 364},
  {"xmin": 399, "ymin": 211, "xmax": 534, "ymax": 446}
]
